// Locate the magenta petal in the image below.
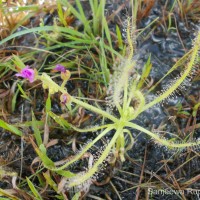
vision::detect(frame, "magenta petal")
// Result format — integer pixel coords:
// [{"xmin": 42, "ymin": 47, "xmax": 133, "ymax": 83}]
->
[
  {"xmin": 15, "ymin": 66, "xmax": 35, "ymax": 83},
  {"xmin": 15, "ymin": 73, "xmax": 23, "ymax": 77},
  {"xmin": 60, "ymin": 93, "xmax": 70, "ymax": 104},
  {"xmin": 62, "ymin": 94, "xmax": 67, "ymax": 104},
  {"xmin": 27, "ymin": 71, "xmax": 35, "ymax": 82},
  {"xmin": 54, "ymin": 64, "xmax": 66, "ymax": 72}
]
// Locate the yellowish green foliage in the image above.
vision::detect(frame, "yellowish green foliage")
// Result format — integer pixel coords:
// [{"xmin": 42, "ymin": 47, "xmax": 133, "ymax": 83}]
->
[{"xmin": 31, "ymin": 18, "xmax": 200, "ymax": 192}]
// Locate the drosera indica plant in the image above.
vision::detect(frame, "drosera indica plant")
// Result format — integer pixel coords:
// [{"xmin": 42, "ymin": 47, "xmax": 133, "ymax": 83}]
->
[{"xmin": 14, "ymin": 19, "xmax": 200, "ymax": 194}]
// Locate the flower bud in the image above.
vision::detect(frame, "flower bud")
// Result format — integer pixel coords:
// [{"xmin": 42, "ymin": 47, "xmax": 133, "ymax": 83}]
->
[
  {"xmin": 60, "ymin": 93, "xmax": 71, "ymax": 104},
  {"xmin": 61, "ymin": 70, "xmax": 71, "ymax": 81}
]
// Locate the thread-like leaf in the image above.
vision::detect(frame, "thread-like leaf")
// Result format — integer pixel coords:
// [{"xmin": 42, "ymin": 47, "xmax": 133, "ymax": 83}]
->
[
  {"xmin": 142, "ymin": 32, "xmax": 200, "ymax": 112},
  {"xmin": 127, "ymin": 121, "xmax": 200, "ymax": 149},
  {"xmin": 67, "ymin": 126, "xmax": 122, "ymax": 188},
  {"xmin": 53, "ymin": 126, "xmax": 114, "ymax": 172}
]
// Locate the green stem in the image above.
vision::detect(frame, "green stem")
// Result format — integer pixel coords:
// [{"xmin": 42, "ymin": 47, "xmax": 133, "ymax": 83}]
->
[
  {"xmin": 130, "ymin": 90, "xmax": 145, "ymax": 120},
  {"xmin": 52, "ymin": 125, "xmax": 115, "ymax": 171},
  {"xmin": 126, "ymin": 122, "xmax": 200, "ymax": 148},
  {"xmin": 38, "ymin": 73, "xmax": 118, "ymax": 123},
  {"xmin": 70, "ymin": 123, "xmax": 113, "ymax": 133},
  {"xmin": 122, "ymin": 81, "xmax": 128, "ymax": 114},
  {"xmin": 68, "ymin": 125, "xmax": 123, "ymax": 188},
  {"xmin": 126, "ymin": 18, "xmax": 133, "ymax": 60},
  {"xmin": 70, "ymin": 96, "xmax": 118, "ymax": 123},
  {"xmin": 141, "ymin": 32, "xmax": 200, "ymax": 113}
]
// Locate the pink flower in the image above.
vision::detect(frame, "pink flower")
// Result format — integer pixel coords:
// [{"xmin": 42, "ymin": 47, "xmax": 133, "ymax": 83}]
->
[
  {"xmin": 15, "ymin": 66, "xmax": 35, "ymax": 83},
  {"xmin": 52, "ymin": 64, "xmax": 71, "ymax": 81},
  {"xmin": 53, "ymin": 64, "xmax": 66, "ymax": 72},
  {"xmin": 60, "ymin": 93, "xmax": 71, "ymax": 104}
]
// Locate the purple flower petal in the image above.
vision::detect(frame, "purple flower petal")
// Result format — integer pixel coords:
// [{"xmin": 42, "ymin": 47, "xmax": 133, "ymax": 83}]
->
[
  {"xmin": 60, "ymin": 93, "xmax": 70, "ymax": 104},
  {"xmin": 61, "ymin": 94, "xmax": 67, "ymax": 104},
  {"xmin": 54, "ymin": 64, "xmax": 66, "ymax": 72},
  {"xmin": 15, "ymin": 66, "xmax": 35, "ymax": 83}
]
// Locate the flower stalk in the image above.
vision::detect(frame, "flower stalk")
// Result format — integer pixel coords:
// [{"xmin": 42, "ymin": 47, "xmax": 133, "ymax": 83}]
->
[{"xmin": 14, "ymin": 22, "xmax": 200, "ymax": 192}]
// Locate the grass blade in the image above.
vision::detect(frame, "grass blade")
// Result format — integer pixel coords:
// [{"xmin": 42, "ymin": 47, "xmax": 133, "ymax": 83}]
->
[
  {"xmin": 31, "ymin": 111, "xmax": 43, "ymax": 146},
  {"xmin": 26, "ymin": 177, "xmax": 42, "ymax": 200},
  {"xmin": 0, "ymin": 119, "xmax": 22, "ymax": 136}
]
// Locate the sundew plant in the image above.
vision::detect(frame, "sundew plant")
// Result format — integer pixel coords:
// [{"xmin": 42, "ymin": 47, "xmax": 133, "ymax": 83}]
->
[{"xmin": 12, "ymin": 16, "xmax": 200, "ymax": 194}]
